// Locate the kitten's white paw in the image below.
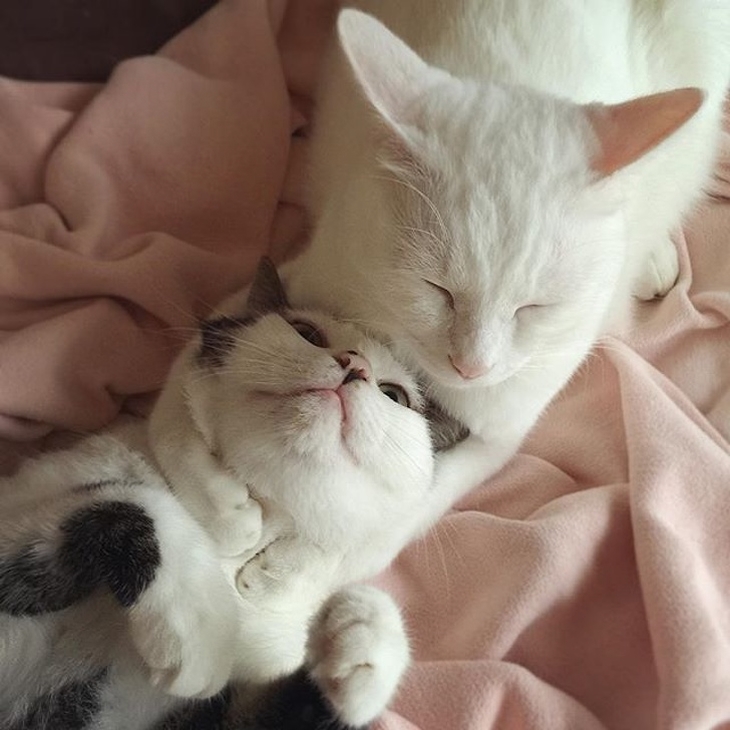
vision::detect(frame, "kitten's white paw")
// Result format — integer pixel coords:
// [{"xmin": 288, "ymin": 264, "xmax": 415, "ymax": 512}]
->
[
  {"xmin": 633, "ymin": 237, "xmax": 679, "ymax": 300},
  {"xmin": 211, "ymin": 497, "xmax": 263, "ymax": 557},
  {"xmin": 306, "ymin": 585, "xmax": 409, "ymax": 727},
  {"xmin": 235, "ymin": 538, "xmax": 320, "ymax": 598},
  {"xmin": 129, "ymin": 559, "xmax": 239, "ymax": 699},
  {"xmin": 236, "ymin": 542, "xmax": 280, "ymax": 595}
]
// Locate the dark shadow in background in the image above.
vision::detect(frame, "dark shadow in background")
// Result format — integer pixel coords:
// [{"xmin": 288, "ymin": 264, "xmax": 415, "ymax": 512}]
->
[{"xmin": 0, "ymin": 0, "xmax": 218, "ymax": 82}]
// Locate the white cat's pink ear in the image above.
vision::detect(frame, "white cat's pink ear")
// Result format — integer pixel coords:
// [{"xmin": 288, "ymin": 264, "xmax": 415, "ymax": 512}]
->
[
  {"xmin": 337, "ymin": 9, "xmax": 445, "ymax": 130},
  {"xmin": 586, "ymin": 88, "xmax": 704, "ymax": 177}
]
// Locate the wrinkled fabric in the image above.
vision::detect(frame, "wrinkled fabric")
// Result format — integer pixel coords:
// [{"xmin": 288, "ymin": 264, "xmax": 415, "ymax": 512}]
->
[{"xmin": 0, "ymin": 0, "xmax": 334, "ymax": 439}]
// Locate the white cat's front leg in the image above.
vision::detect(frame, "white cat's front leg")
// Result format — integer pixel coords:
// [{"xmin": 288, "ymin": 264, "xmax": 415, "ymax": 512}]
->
[
  {"xmin": 306, "ymin": 585, "xmax": 409, "ymax": 727},
  {"xmin": 412, "ymin": 433, "xmax": 509, "ymax": 533}
]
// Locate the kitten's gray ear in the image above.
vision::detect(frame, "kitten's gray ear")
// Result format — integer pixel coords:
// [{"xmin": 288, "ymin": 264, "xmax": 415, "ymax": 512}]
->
[
  {"xmin": 423, "ymin": 400, "xmax": 470, "ymax": 452},
  {"xmin": 246, "ymin": 257, "xmax": 289, "ymax": 316}
]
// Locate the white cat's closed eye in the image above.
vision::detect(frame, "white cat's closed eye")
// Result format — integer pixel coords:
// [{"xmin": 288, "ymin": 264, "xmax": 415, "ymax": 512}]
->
[
  {"xmin": 515, "ymin": 303, "xmax": 545, "ymax": 316},
  {"xmin": 423, "ymin": 279, "xmax": 455, "ymax": 309}
]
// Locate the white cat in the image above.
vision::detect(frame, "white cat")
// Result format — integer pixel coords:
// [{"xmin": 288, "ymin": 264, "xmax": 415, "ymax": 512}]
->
[{"xmin": 284, "ymin": 0, "xmax": 730, "ymax": 502}]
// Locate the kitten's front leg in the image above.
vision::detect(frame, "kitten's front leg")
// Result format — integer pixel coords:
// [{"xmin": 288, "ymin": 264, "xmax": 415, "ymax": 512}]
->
[
  {"xmin": 162, "ymin": 440, "xmax": 263, "ymax": 558},
  {"xmin": 306, "ymin": 585, "xmax": 409, "ymax": 727},
  {"xmin": 203, "ymin": 467, "xmax": 263, "ymax": 558},
  {"xmin": 231, "ymin": 538, "xmax": 339, "ymax": 683},
  {"xmin": 234, "ymin": 537, "xmax": 336, "ymax": 600},
  {"xmin": 149, "ymin": 358, "xmax": 263, "ymax": 558},
  {"xmin": 155, "ymin": 438, "xmax": 262, "ymax": 559}
]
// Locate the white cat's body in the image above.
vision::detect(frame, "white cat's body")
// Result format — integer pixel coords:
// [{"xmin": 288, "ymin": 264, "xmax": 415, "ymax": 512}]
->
[{"xmin": 285, "ymin": 0, "xmax": 730, "ymax": 499}]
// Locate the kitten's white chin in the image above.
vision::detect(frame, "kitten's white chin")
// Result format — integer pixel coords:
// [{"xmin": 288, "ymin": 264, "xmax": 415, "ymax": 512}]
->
[{"xmin": 292, "ymin": 390, "xmax": 344, "ymax": 423}]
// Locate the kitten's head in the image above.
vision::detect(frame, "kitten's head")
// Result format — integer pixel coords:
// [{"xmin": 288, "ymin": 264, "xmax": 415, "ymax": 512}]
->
[
  {"xmin": 334, "ymin": 9, "xmax": 703, "ymax": 388},
  {"xmin": 185, "ymin": 259, "xmax": 461, "ymax": 543}
]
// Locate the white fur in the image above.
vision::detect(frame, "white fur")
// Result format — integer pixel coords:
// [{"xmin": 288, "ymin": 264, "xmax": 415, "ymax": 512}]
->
[
  {"xmin": 306, "ymin": 585, "xmax": 410, "ymax": 727},
  {"xmin": 0, "ymin": 427, "xmax": 413, "ymax": 728},
  {"xmin": 0, "ymin": 437, "xmax": 210, "ymax": 728},
  {"xmin": 149, "ymin": 299, "xmax": 438, "ymax": 684},
  {"xmin": 285, "ymin": 0, "xmax": 730, "ymax": 507}
]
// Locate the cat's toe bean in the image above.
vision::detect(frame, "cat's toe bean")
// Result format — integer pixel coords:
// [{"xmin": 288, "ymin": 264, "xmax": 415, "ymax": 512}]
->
[{"xmin": 235, "ymin": 552, "xmax": 273, "ymax": 594}]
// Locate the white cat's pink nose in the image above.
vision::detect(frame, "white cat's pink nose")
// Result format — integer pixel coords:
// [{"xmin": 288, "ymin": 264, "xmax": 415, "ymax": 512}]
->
[
  {"xmin": 449, "ymin": 355, "xmax": 490, "ymax": 380},
  {"xmin": 335, "ymin": 351, "xmax": 371, "ymax": 384}
]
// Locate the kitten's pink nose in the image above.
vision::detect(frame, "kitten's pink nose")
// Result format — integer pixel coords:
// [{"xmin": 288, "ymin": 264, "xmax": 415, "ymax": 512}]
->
[
  {"xmin": 335, "ymin": 351, "xmax": 371, "ymax": 384},
  {"xmin": 449, "ymin": 354, "xmax": 490, "ymax": 380}
]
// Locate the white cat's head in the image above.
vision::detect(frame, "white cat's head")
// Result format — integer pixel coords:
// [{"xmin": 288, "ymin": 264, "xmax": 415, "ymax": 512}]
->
[
  {"xmin": 332, "ymin": 9, "xmax": 704, "ymax": 388},
  {"xmin": 183, "ymin": 259, "xmax": 463, "ymax": 544}
]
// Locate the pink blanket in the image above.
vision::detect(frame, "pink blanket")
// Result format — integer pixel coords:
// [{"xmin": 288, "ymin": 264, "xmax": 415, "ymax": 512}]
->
[
  {"xmin": 0, "ymin": 0, "xmax": 335, "ymax": 440},
  {"xmin": 2, "ymin": 3, "xmax": 730, "ymax": 728}
]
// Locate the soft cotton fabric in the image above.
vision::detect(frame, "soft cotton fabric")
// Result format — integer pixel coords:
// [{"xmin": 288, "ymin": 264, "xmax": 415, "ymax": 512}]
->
[{"xmin": 0, "ymin": 0, "xmax": 333, "ymax": 439}]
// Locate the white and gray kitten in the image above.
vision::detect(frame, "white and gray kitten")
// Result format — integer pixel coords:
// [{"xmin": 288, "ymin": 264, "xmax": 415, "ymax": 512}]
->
[
  {"xmin": 148, "ymin": 257, "xmax": 466, "ymax": 684},
  {"xmin": 0, "ymin": 260, "xmax": 464, "ymax": 729}
]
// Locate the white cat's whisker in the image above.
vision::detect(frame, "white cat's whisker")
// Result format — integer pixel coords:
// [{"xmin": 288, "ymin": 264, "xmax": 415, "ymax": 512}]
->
[{"xmin": 371, "ymin": 173, "xmax": 450, "ymax": 246}]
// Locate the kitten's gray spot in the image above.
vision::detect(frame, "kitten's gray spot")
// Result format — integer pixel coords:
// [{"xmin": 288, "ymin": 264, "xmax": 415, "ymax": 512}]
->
[
  {"xmin": 9, "ymin": 670, "xmax": 106, "ymax": 730},
  {"xmin": 198, "ymin": 315, "xmax": 253, "ymax": 368},
  {"xmin": 59, "ymin": 501, "xmax": 160, "ymax": 608},
  {"xmin": 0, "ymin": 501, "xmax": 161, "ymax": 615},
  {"xmin": 424, "ymin": 400, "xmax": 470, "ymax": 452},
  {"xmin": 245, "ymin": 256, "xmax": 290, "ymax": 317},
  {"xmin": 13, "ymin": 673, "xmax": 106, "ymax": 729},
  {"xmin": 226, "ymin": 668, "xmax": 356, "ymax": 730},
  {"xmin": 0, "ymin": 542, "xmax": 93, "ymax": 615},
  {"xmin": 198, "ymin": 257, "xmax": 290, "ymax": 369}
]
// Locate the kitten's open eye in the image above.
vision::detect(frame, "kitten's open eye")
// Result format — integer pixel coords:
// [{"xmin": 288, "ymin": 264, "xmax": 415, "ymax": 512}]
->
[
  {"xmin": 424, "ymin": 279, "xmax": 455, "ymax": 310},
  {"xmin": 378, "ymin": 382, "xmax": 411, "ymax": 408},
  {"xmin": 290, "ymin": 320, "xmax": 328, "ymax": 348}
]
